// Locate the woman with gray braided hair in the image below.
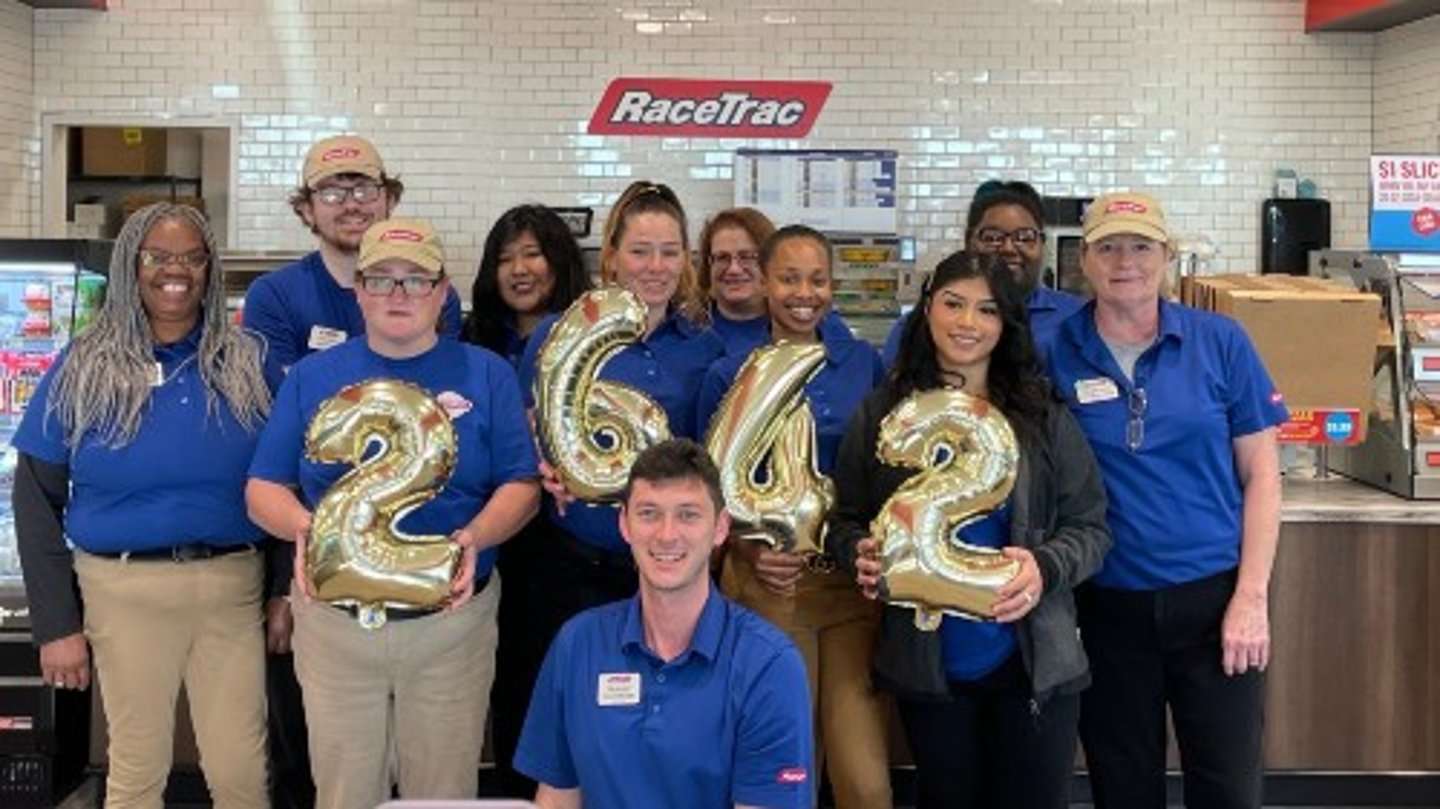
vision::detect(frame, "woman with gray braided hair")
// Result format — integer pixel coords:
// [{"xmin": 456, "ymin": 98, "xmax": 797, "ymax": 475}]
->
[{"xmin": 12, "ymin": 202, "xmax": 277, "ymax": 809}]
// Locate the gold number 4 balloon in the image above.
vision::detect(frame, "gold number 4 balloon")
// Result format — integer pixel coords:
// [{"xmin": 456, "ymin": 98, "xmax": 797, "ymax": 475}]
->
[
  {"xmin": 305, "ymin": 379, "xmax": 461, "ymax": 630},
  {"xmin": 871, "ymin": 388, "xmax": 1020, "ymax": 629},
  {"xmin": 705, "ymin": 341, "xmax": 833, "ymax": 555},
  {"xmin": 534, "ymin": 288, "xmax": 671, "ymax": 502}
]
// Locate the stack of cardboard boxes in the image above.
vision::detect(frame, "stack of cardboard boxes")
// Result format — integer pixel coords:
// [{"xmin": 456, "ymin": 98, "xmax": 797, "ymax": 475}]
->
[{"xmin": 1181, "ymin": 274, "xmax": 1382, "ymax": 445}]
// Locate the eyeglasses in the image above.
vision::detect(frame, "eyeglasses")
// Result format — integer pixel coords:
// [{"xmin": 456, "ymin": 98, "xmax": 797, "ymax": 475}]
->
[
  {"xmin": 1127, "ymin": 388, "xmax": 1148, "ymax": 453},
  {"xmin": 357, "ymin": 273, "xmax": 445, "ymax": 298},
  {"xmin": 312, "ymin": 182, "xmax": 384, "ymax": 206},
  {"xmin": 138, "ymin": 248, "xmax": 208, "ymax": 272},
  {"xmin": 709, "ymin": 251, "xmax": 759, "ymax": 270},
  {"xmin": 975, "ymin": 227, "xmax": 1043, "ymax": 249}
]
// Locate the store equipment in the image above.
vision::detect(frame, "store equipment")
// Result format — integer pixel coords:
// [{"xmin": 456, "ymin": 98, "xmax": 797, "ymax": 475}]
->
[
  {"xmin": 1313, "ymin": 249, "xmax": 1440, "ymax": 499},
  {"xmin": 1262, "ymin": 198, "xmax": 1331, "ymax": 275},
  {"xmin": 0, "ymin": 238, "xmax": 107, "ymax": 806}
]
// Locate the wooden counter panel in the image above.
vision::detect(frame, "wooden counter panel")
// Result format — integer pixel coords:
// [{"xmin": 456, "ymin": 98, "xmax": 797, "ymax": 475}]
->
[{"xmin": 1267, "ymin": 521, "xmax": 1440, "ymax": 768}]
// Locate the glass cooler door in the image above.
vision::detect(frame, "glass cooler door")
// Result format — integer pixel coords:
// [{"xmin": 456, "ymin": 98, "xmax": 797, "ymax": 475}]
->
[{"xmin": 0, "ymin": 251, "xmax": 107, "ymax": 632}]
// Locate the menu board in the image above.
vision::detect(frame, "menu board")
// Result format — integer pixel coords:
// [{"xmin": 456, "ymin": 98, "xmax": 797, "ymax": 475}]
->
[{"xmin": 734, "ymin": 149, "xmax": 898, "ymax": 233}]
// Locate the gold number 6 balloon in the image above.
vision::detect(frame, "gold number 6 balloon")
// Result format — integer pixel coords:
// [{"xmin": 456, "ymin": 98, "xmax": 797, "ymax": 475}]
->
[
  {"xmin": 871, "ymin": 388, "xmax": 1020, "ymax": 629},
  {"xmin": 534, "ymin": 288, "xmax": 671, "ymax": 502},
  {"xmin": 705, "ymin": 341, "xmax": 833, "ymax": 555},
  {"xmin": 305, "ymin": 379, "xmax": 461, "ymax": 630}
]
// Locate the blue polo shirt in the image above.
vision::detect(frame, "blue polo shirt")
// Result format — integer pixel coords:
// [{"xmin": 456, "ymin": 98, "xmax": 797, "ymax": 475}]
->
[
  {"xmin": 710, "ymin": 307, "xmax": 857, "ymax": 359},
  {"xmin": 696, "ymin": 315, "xmax": 884, "ymax": 474},
  {"xmin": 940, "ymin": 502, "xmax": 1018, "ymax": 682},
  {"xmin": 519, "ymin": 309, "xmax": 726, "ymax": 553},
  {"xmin": 12, "ymin": 325, "xmax": 280, "ymax": 553},
  {"xmin": 882, "ymin": 286, "xmax": 1084, "ymax": 366},
  {"xmin": 514, "ymin": 588, "xmax": 814, "ymax": 809},
  {"xmin": 1041, "ymin": 300, "xmax": 1288, "ymax": 590},
  {"xmin": 243, "ymin": 251, "xmax": 463, "ymax": 371},
  {"xmin": 708, "ymin": 305, "xmax": 770, "ymax": 356},
  {"xmin": 248, "ymin": 338, "xmax": 537, "ymax": 579}
]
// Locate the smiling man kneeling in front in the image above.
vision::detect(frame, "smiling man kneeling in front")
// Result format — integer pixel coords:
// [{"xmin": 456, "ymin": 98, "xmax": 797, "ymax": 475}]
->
[{"xmin": 514, "ymin": 438, "xmax": 814, "ymax": 809}]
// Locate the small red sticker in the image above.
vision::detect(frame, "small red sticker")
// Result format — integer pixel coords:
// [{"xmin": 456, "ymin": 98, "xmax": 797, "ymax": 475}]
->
[
  {"xmin": 777, "ymin": 766, "xmax": 808, "ymax": 784},
  {"xmin": 1413, "ymin": 207, "xmax": 1438, "ymax": 237}
]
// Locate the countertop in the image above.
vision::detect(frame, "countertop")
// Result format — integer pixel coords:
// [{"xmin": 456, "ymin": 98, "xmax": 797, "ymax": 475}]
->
[{"xmin": 1281, "ymin": 475, "xmax": 1440, "ymax": 524}]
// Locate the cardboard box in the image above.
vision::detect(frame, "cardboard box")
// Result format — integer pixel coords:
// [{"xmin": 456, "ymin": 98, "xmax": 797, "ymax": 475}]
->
[
  {"xmin": 1182, "ymin": 274, "xmax": 1381, "ymax": 441},
  {"xmin": 71, "ymin": 203, "xmax": 107, "ymax": 227},
  {"xmin": 81, "ymin": 127, "xmax": 168, "ymax": 177}
]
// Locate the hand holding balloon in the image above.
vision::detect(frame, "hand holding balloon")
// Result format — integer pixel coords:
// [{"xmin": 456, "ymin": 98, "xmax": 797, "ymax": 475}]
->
[
  {"xmin": 871, "ymin": 389, "xmax": 1021, "ymax": 629},
  {"xmin": 854, "ymin": 537, "xmax": 882, "ymax": 600},
  {"xmin": 534, "ymin": 289, "xmax": 671, "ymax": 502},
  {"xmin": 990, "ymin": 546, "xmax": 1044, "ymax": 623}
]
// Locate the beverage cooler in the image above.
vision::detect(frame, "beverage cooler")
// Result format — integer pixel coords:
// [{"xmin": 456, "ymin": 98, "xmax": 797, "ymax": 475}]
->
[{"xmin": 0, "ymin": 239, "xmax": 108, "ymax": 806}]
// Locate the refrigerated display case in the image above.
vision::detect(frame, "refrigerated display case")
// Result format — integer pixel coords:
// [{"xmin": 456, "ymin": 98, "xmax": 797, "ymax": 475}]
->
[{"xmin": 0, "ymin": 239, "xmax": 107, "ymax": 807}]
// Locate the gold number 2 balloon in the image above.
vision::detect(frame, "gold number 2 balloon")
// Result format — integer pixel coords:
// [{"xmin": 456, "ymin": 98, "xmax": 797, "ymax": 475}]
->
[
  {"xmin": 871, "ymin": 388, "xmax": 1020, "ymax": 629},
  {"xmin": 705, "ymin": 341, "xmax": 833, "ymax": 555},
  {"xmin": 305, "ymin": 379, "xmax": 461, "ymax": 630},
  {"xmin": 534, "ymin": 288, "xmax": 671, "ymax": 502}
]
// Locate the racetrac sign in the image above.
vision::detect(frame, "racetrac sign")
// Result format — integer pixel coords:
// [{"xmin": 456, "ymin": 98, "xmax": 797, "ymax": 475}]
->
[{"xmin": 588, "ymin": 78, "xmax": 832, "ymax": 138}]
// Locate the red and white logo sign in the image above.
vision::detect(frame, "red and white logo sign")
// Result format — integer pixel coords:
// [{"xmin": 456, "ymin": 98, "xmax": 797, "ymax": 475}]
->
[
  {"xmin": 1106, "ymin": 200, "xmax": 1148, "ymax": 214},
  {"xmin": 776, "ymin": 766, "xmax": 809, "ymax": 785},
  {"xmin": 321, "ymin": 147, "xmax": 362, "ymax": 162},
  {"xmin": 588, "ymin": 78, "xmax": 831, "ymax": 138},
  {"xmin": 436, "ymin": 390, "xmax": 473, "ymax": 420},
  {"xmin": 381, "ymin": 229, "xmax": 425, "ymax": 243}
]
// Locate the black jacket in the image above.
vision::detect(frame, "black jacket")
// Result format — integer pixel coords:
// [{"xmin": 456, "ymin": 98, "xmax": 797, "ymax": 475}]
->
[{"xmin": 829, "ymin": 387, "xmax": 1111, "ymax": 704}]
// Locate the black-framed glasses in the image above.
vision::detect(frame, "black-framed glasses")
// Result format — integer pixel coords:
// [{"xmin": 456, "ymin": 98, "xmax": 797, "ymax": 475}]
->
[
  {"xmin": 975, "ymin": 226, "xmax": 1043, "ymax": 249},
  {"xmin": 138, "ymin": 248, "xmax": 208, "ymax": 272},
  {"xmin": 357, "ymin": 273, "xmax": 445, "ymax": 298},
  {"xmin": 709, "ymin": 251, "xmax": 760, "ymax": 270},
  {"xmin": 312, "ymin": 182, "xmax": 384, "ymax": 206},
  {"xmin": 1127, "ymin": 388, "xmax": 1148, "ymax": 453}
]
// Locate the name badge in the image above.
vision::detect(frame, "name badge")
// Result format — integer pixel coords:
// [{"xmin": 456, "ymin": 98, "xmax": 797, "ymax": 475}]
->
[
  {"xmin": 307, "ymin": 325, "xmax": 347, "ymax": 351},
  {"xmin": 1075, "ymin": 377, "xmax": 1120, "ymax": 404},
  {"xmin": 597, "ymin": 672, "xmax": 641, "ymax": 707}
]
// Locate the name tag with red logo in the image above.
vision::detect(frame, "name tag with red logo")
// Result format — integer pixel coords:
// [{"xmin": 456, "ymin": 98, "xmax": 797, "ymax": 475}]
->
[
  {"xmin": 307, "ymin": 325, "xmax": 347, "ymax": 351},
  {"xmin": 1074, "ymin": 377, "xmax": 1120, "ymax": 404},
  {"xmin": 597, "ymin": 672, "xmax": 641, "ymax": 707}
]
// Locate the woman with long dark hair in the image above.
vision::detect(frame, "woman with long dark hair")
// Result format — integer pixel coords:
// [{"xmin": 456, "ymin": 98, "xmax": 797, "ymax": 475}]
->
[
  {"xmin": 830, "ymin": 250, "xmax": 1110, "ymax": 808},
  {"xmin": 461, "ymin": 204, "xmax": 592, "ymax": 368},
  {"xmin": 461, "ymin": 203, "xmax": 593, "ymax": 796}
]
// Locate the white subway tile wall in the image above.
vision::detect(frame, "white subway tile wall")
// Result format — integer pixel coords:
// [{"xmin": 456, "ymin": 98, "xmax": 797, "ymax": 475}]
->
[
  {"xmin": 1375, "ymin": 14, "xmax": 1440, "ymax": 153},
  {"xmin": 0, "ymin": 0, "xmax": 34, "ymax": 238},
  {"xmin": 2, "ymin": 0, "xmax": 1398, "ymax": 281}
]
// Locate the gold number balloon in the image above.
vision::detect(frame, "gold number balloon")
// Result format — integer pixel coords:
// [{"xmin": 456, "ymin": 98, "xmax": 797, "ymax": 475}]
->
[
  {"xmin": 871, "ymin": 388, "xmax": 1020, "ymax": 630},
  {"xmin": 305, "ymin": 379, "xmax": 460, "ymax": 630},
  {"xmin": 705, "ymin": 341, "xmax": 833, "ymax": 555},
  {"xmin": 534, "ymin": 288, "xmax": 671, "ymax": 502}
]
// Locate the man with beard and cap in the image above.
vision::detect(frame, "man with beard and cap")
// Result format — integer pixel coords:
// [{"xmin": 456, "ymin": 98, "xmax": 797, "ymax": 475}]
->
[
  {"xmin": 883, "ymin": 180, "xmax": 1082, "ymax": 366},
  {"xmin": 241, "ymin": 134, "xmax": 463, "ymax": 809}
]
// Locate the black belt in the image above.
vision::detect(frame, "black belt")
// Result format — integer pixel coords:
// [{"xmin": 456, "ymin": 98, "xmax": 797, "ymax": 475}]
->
[
  {"xmin": 95, "ymin": 542, "xmax": 257, "ymax": 563},
  {"xmin": 333, "ymin": 572, "xmax": 491, "ymax": 623},
  {"xmin": 551, "ymin": 528, "xmax": 635, "ymax": 572}
]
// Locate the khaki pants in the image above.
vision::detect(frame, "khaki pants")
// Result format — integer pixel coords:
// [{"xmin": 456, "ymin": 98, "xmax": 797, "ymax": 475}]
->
[
  {"xmin": 75, "ymin": 549, "xmax": 268, "ymax": 809},
  {"xmin": 291, "ymin": 571, "xmax": 500, "ymax": 809},
  {"xmin": 722, "ymin": 553, "xmax": 893, "ymax": 809}
]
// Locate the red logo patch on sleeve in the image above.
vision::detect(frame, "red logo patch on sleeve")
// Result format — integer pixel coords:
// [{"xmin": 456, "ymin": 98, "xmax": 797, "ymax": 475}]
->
[{"xmin": 777, "ymin": 766, "xmax": 808, "ymax": 785}]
